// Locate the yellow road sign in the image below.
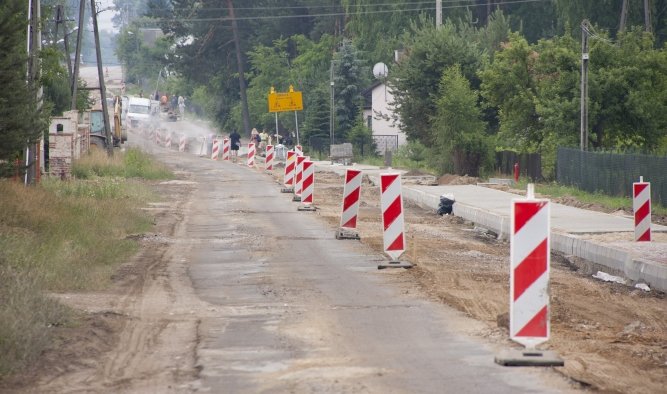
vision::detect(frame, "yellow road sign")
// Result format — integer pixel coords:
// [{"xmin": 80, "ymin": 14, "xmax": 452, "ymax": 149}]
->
[{"xmin": 268, "ymin": 90, "xmax": 303, "ymax": 112}]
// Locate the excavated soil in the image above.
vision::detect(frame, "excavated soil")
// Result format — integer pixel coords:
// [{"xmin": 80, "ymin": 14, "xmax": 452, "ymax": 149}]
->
[{"xmin": 308, "ymin": 170, "xmax": 667, "ymax": 394}]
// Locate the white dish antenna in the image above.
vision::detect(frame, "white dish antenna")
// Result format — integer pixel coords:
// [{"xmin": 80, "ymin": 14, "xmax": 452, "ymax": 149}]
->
[{"xmin": 373, "ymin": 62, "xmax": 388, "ymax": 79}]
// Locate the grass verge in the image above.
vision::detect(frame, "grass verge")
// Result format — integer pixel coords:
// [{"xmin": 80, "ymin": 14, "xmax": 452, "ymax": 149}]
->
[{"xmin": 0, "ymin": 148, "xmax": 171, "ymax": 377}]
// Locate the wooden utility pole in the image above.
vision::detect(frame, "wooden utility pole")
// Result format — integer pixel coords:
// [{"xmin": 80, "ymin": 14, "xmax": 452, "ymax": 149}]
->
[
  {"xmin": 436, "ymin": 0, "xmax": 442, "ymax": 27},
  {"xmin": 644, "ymin": 0, "xmax": 652, "ymax": 32},
  {"xmin": 619, "ymin": 0, "xmax": 629, "ymax": 33},
  {"xmin": 580, "ymin": 20, "xmax": 590, "ymax": 151},
  {"xmin": 53, "ymin": 5, "xmax": 73, "ymax": 84},
  {"xmin": 71, "ymin": 0, "xmax": 85, "ymax": 110},
  {"xmin": 226, "ymin": 0, "xmax": 251, "ymax": 136},
  {"xmin": 90, "ymin": 0, "xmax": 114, "ymax": 156},
  {"xmin": 26, "ymin": 0, "xmax": 42, "ymax": 185}
]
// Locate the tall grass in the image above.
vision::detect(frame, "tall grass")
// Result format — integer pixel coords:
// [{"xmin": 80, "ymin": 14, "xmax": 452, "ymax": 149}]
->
[
  {"xmin": 0, "ymin": 148, "xmax": 171, "ymax": 377},
  {"xmin": 73, "ymin": 147, "xmax": 173, "ymax": 180}
]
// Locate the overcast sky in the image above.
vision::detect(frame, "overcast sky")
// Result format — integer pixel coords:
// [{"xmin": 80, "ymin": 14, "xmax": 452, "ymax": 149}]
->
[{"xmin": 97, "ymin": 0, "xmax": 118, "ymax": 33}]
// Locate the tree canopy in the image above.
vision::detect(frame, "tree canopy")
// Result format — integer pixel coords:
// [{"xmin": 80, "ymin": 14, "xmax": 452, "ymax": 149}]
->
[{"xmin": 109, "ymin": 0, "xmax": 667, "ymax": 177}]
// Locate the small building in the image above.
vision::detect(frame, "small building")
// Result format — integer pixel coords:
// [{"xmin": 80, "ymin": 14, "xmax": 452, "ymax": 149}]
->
[{"xmin": 362, "ymin": 80, "xmax": 407, "ymax": 155}]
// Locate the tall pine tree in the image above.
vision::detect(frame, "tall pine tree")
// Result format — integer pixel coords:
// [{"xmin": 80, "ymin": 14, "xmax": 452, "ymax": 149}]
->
[{"xmin": 0, "ymin": 0, "xmax": 48, "ymax": 173}]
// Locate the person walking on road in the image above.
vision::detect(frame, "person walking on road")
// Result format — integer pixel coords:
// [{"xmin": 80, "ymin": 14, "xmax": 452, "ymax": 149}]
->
[{"xmin": 230, "ymin": 129, "xmax": 241, "ymax": 163}]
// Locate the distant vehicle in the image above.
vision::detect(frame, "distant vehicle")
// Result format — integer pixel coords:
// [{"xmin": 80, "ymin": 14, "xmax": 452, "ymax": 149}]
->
[
  {"xmin": 127, "ymin": 96, "xmax": 152, "ymax": 128},
  {"xmin": 89, "ymin": 96, "xmax": 126, "ymax": 149}
]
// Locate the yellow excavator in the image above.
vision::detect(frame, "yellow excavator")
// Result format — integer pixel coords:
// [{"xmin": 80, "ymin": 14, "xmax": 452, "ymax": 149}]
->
[{"xmin": 89, "ymin": 95, "xmax": 126, "ymax": 149}]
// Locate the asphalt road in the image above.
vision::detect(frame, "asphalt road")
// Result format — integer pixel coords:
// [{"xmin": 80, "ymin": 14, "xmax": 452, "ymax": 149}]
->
[{"xmin": 138, "ymin": 134, "xmax": 572, "ymax": 394}]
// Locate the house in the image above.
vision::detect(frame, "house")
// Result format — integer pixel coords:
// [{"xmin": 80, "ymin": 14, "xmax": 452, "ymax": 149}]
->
[{"xmin": 362, "ymin": 80, "xmax": 407, "ymax": 154}]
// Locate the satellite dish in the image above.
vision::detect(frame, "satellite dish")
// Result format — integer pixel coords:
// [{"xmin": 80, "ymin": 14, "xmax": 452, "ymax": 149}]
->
[{"xmin": 372, "ymin": 62, "xmax": 388, "ymax": 79}]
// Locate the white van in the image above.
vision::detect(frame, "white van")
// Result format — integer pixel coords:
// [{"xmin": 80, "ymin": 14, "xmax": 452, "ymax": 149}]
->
[{"xmin": 127, "ymin": 96, "xmax": 152, "ymax": 128}]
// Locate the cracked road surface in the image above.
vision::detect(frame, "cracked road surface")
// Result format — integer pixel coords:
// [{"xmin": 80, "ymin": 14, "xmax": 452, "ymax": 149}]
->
[{"xmin": 149, "ymin": 140, "xmax": 572, "ymax": 393}]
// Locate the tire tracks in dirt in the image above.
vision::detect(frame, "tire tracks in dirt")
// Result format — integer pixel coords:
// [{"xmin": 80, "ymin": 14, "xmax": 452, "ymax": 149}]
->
[{"xmin": 29, "ymin": 179, "xmax": 212, "ymax": 393}]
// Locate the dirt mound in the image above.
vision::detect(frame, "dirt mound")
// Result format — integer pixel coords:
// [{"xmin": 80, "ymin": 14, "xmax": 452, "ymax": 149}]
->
[{"xmin": 437, "ymin": 174, "xmax": 480, "ymax": 185}]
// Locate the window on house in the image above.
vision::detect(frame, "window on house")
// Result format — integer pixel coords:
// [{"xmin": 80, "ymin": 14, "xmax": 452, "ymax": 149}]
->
[{"xmin": 366, "ymin": 115, "xmax": 372, "ymax": 129}]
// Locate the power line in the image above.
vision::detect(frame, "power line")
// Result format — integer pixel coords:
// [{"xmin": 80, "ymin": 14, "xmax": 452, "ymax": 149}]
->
[
  {"xmin": 169, "ymin": 0, "xmax": 474, "ymax": 13},
  {"xmin": 145, "ymin": 0, "xmax": 550, "ymax": 23}
]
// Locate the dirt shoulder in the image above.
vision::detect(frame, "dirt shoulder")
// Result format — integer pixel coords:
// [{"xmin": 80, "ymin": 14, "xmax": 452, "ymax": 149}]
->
[{"xmin": 1, "ymin": 177, "xmax": 202, "ymax": 393}]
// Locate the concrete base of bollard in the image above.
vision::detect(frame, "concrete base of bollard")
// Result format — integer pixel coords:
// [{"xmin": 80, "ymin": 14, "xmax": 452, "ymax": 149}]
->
[
  {"xmin": 494, "ymin": 349, "xmax": 564, "ymax": 367},
  {"xmin": 335, "ymin": 228, "xmax": 360, "ymax": 240},
  {"xmin": 297, "ymin": 205, "xmax": 316, "ymax": 212},
  {"xmin": 280, "ymin": 187, "xmax": 294, "ymax": 193},
  {"xmin": 292, "ymin": 195, "xmax": 301, "ymax": 202},
  {"xmin": 378, "ymin": 260, "xmax": 413, "ymax": 270}
]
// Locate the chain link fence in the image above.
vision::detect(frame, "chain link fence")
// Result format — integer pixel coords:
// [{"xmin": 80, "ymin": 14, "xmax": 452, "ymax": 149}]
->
[{"xmin": 557, "ymin": 147, "xmax": 667, "ymax": 206}]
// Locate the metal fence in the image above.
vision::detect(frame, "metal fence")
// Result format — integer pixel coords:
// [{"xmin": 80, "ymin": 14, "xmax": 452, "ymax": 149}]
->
[
  {"xmin": 556, "ymin": 147, "xmax": 667, "ymax": 206},
  {"xmin": 307, "ymin": 134, "xmax": 331, "ymax": 157},
  {"xmin": 372, "ymin": 135, "xmax": 399, "ymax": 155},
  {"xmin": 495, "ymin": 151, "xmax": 542, "ymax": 181}
]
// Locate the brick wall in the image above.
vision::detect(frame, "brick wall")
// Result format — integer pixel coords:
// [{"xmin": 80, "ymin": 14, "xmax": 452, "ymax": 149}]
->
[{"xmin": 48, "ymin": 133, "xmax": 73, "ymax": 179}]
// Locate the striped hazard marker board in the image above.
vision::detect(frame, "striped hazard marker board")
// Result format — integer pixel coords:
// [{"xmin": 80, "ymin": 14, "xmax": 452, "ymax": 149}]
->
[
  {"xmin": 297, "ymin": 160, "xmax": 316, "ymax": 211},
  {"xmin": 265, "ymin": 145, "xmax": 274, "ymax": 171},
  {"xmin": 247, "ymin": 142, "xmax": 255, "ymax": 167},
  {"xmin": 336, "ymin": 169, "xmax": 362, "ymax": 240},
  {"xmin": 211, "ymin": 138, "xmax": 220, "ymax": 160},
  {"xmin": 179, "ymin": 135, "xmax": 187, "ymax": 152},
  {"xmin": 165, "ymin": 133, "xmax": 172, "ymax": 148},
  {"xmin": 496, "ymin": 184, "xmax": 563, "ymax": 367},
  {"xmin": 281, "ymin": 151, "xmax": 296, "ymax": 193},
  {"xmin": 222, "ymin": 138, "xmax": 230, "ymax": 160},
  {"xmin": 293, "ymin": 155, "xmax": 306, "ymax": 202},
  {"xmin": 633, "ymin": 177, "xmax": 651, "ymax": 242},
  {"xmin": 378, "ymin": 173, "xmax": 412, "ymax": 269}
]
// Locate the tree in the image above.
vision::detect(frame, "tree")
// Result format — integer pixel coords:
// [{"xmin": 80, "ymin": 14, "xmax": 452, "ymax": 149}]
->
[
  {"xmin": 433, "ymin": 65, "xmax": 490, "ymax": 176},
  {"xmin": 479, "ymin": 33, "xmax": 538, "ymax": 149},
  {"xmin": 0, "ymin": 0, "xmax": 49, "ymax": 173},
  {"xmin": 332, "ymin": 39, "xmax": 368, "ymax": 142},
  {"xmin": 390, "ymin": 18, "xmax": 486, "ymax": 145},
  {"xmin": 587, "ymin": 28, "xmax": 667, "ymax": 150}
]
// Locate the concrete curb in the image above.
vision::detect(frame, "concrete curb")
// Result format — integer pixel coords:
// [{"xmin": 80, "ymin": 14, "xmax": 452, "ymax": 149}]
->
[{"xmin": 363, "ymin": 174, "xmax": 667, "ymax": 292}]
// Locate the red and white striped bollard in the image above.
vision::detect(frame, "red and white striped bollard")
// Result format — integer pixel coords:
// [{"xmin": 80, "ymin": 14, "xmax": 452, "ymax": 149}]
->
[
  {"xmin": 282, "ymin": 151, "xmax": 296, "ymax": 193},
  {"xmin": 265, "ymin": 144, "xmax": 274, "ymax": 171},
  {"xmin": 297, "ymin": 160, "xmax": 316, "ymax": 211},
  {"xmin": 633, "ymin": 177, "xmax": 651, "ymax": 242},
  {"xmin": 179, "ymin": 135, "xmax": 187, "ymax": 152},
  {"xmin": 378, "ymin": 173, "xmax": 411, "ymax": 269},
  {"xmin": 293, "ymin": 155, "xmax": 306, "ymax": 201},
  {"xmin": 247, "ymin": 142, "xmax": 255, "ymax": 167},
  {"xmin": 336, "ymin": 169, "xmax": 362, "ymax": 239},
  {"xmin": 211, "ymin": 138, "xmax": 220, "ymax": 160},
  {"xmin": 222, "ymin": 138, "xmax": 230, "ymax": 160},
  {"xmin": 510, "ymin": 184, "xmax": 550, "ymax": 348},
  {"xmin": 165, "ymin": 133, "xmax": 172, "ymax": 148}
]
